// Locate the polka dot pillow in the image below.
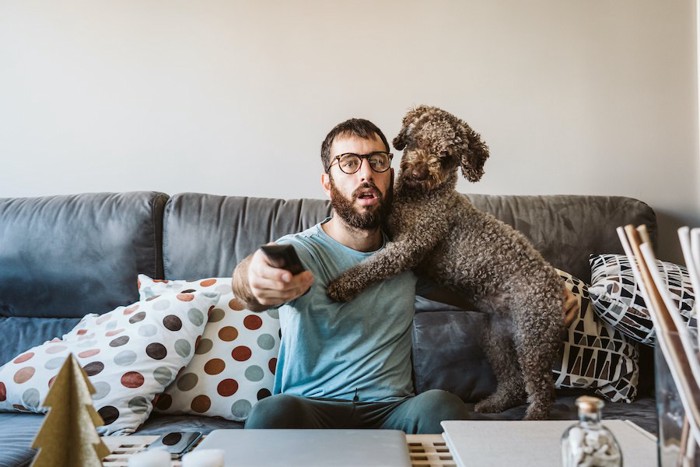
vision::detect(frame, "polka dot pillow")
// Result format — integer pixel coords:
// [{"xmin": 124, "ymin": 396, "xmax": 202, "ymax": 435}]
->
[
  {"xmin": 138, "ymin": 275, "xmax": 280, "ymax": 422},
  {"xmin": 553, "ymin": 269, "xmax": 640, "ymax": 403},
  {"xmin": 0, "ymin": 290, "xmax": 218, "ymax": 435},
  {"xmin": 588, "ymin": 254, "xmax": 696, "ymax": 346}
]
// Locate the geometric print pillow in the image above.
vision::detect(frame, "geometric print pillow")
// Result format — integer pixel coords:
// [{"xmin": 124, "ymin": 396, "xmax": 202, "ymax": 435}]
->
[
  {"xmin": 138, "ymin": 276, "xmax": 280, "ymax": 422},
  {"xmin": 0, "ymin": 290, "xmax": 217, "ymax": 435},
  {"xmin": 553, "ymin": 269, "xmax": 640, "ymax": 403},
  {"xmin": 588, "ymin": 254, "xmax": 696, "ymax": 346}
]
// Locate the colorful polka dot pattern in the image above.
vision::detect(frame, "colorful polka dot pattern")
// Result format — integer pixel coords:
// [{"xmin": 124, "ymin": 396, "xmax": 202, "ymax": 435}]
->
[
  {"xmin": 0, "ymin": 289, "xmax": 218, "ymax": 435},
  {"xmin": 138, "ymin": 275, "xmax": 280, "ymax": 422}
]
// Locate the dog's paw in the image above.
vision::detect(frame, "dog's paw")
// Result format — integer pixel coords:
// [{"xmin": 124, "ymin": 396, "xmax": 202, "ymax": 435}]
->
[
  {"xmin": 523, "ymin": 402, "xmax": 550, "ymax": 421},
  {"xmin": 474, "ymin": 394, "xmax": 517, "ymax": 414},
  {"xmin": 326, "ymin": 279, "xmax": 354, "ymax": 302}
]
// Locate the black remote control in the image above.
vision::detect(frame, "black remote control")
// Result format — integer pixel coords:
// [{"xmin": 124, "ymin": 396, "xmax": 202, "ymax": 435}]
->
[{"xmin": 260, "ymin": 244, "xmax": 306, "ymax": 275}]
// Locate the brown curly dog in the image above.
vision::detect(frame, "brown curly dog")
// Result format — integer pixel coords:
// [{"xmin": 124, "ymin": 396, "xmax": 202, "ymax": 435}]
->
[{"xmin": 327, "ymin": 105, "xmax": 564, "ymax": 420}]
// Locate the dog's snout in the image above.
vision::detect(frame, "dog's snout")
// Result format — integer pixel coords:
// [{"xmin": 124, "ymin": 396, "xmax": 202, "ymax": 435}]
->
[{"xmin": 411, "ymin": 164, "xmax": 429, "ymax": 180}]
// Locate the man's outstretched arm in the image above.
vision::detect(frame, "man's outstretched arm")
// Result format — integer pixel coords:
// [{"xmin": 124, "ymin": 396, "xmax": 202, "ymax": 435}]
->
[{"xmin": 232, "ymin": 245, "xmax": 314, "ymax": 312}]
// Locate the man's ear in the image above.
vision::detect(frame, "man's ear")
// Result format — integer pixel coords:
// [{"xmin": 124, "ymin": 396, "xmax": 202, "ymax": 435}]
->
[{"xmin": 321, "ymin": 173, "xmax": 332, "ymax": 197}]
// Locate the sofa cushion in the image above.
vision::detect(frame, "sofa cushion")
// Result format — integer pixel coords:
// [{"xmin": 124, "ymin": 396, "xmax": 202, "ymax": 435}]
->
[
  {"xmin": 0, "ymin": 290, "xmax": 217, "ymax": 435},
  {"xmin": 161, "ymin": 194, "xmax": 656, "ymax": 285},
  {"xmin": 139, "ymin": 276, "xmax": 280, "ymax": 422},
  {"xmin": 554, "ymin": 270, "xmax": 639, "ymax": 402},
  {"xmin": 0, "ymin": 192, "xmax": 168, "ymax": 320},
  {"xmin": 465, "ymin": 195, "xmax": 656, "ymax": 283},
  {"xmin": 0, "ymin": 412, "xmax": 43, "ymax": 467},
  {"xmin": 0, "ymin": 317, "xmax": 80, "ymax": 366},
  {"xmin": 588, "ymin": 254, "xmax": 695, "ymax": 345},
  {"xmin": 162, "ymin": 194, "xmax": 331, "ymax": 280}
]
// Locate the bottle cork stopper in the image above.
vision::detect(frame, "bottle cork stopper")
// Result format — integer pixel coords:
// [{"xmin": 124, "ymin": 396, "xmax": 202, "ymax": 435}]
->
[{"xmin": 575, "ymin": 395, "xmax": 604, "ymax": 413}]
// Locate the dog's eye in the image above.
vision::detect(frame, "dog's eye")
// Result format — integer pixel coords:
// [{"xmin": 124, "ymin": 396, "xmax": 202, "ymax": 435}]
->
[{"xmin": 439, "ymin": 153, "xmax": 457, "ymax": 169}]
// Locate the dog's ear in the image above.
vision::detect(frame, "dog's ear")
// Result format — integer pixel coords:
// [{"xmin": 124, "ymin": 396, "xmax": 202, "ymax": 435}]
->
[
  {"xmin": 459, "ymin": 123, "xmax": 490, "ymax": 183},
  {"xmin": 393, "ymin": 106, "xmax": 430, "ymax": 151},
  {"xmin": 393, "ymin": 127, "xmax": 408, "ymax": 150}
]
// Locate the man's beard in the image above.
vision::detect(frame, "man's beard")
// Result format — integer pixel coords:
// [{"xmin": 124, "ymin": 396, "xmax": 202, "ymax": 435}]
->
[{"xmin": 329, "ymin": 179, "xmax": 391, "ymax": 230}]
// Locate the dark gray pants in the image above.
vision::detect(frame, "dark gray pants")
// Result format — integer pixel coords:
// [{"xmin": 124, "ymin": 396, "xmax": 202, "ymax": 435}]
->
[{"xmin": 244, "ymin": 389, "xmax": 468, "ymax": 434}]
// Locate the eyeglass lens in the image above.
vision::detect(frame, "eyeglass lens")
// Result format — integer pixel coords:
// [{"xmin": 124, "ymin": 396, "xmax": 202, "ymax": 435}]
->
[{"xmin": 336, "ymin": 153, "xmax": 391, "ymax": 174}]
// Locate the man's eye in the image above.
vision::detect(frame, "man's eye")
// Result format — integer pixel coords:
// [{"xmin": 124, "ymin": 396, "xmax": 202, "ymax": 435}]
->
[{"xmin": 342, "ymin": 159, "xmax": 358, "ymax": 169}]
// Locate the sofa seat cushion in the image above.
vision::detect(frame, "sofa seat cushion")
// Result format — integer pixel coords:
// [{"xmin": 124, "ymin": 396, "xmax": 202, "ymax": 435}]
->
[
  {"xmin": 463, "ymin": 395, "xmax": 657, "ymax": 435},
  {"xmin": 0, "ymin": 412, "xmax": 43, "ymax": 467}
]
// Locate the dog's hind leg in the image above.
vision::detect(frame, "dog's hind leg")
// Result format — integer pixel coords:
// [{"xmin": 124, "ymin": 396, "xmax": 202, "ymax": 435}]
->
[
  {"xmin": 474, "ymin": 313, "xmax": 527, "ymax": 414},
  {"xmin": 512, "ymin": 299, "xmax": 562, "ymax": 420}
]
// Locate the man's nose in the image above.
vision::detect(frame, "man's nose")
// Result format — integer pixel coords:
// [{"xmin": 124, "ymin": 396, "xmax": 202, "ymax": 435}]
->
[{"xmin": 357, "ymin": 158, "xmax": 375, "ymax": 180}]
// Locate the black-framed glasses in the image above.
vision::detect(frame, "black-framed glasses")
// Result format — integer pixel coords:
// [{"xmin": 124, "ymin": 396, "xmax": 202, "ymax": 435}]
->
[{"xmin": 328, "ymin": 151, "xmax": 393, "ymax": 174}]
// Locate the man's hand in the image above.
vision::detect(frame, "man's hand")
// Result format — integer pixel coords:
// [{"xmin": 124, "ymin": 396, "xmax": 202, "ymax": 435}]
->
[
  {"xmin": 232, "ymin": 244, "xmax": 314, "ymax": 311},
  {"xmin": 562, "ymin": 287, "xmax": 579, "ymax": 327}
]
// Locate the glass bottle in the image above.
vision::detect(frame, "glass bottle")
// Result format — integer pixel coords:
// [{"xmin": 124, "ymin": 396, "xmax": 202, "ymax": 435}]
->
[{"xmin": 561, "ymin": 395, "xmax": 623, "ymax": 467}]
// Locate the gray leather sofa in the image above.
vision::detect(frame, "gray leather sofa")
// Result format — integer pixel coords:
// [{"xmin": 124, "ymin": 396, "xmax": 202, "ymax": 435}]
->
[{"xmin": 0, "ymin": 191, "xmax": 657, "ymax": 466}]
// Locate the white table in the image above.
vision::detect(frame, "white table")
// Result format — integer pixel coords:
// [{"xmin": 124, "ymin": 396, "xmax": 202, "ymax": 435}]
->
[
  {"xmin": 100, "ymin": 421, "xmax": 657, "ymax": 467},
  {"xmin": 441, "ymin": 420, "xmax": 657, "ymax": 467},
  {"xmin": 101, "ymin": 433, "xmax": 454, "ymax": 467}
]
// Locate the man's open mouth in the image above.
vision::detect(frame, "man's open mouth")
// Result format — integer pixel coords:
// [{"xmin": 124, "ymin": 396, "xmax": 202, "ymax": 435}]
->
[{"xmin": 354, "ymin": 188, "xmax": 380, "ymax": 206}]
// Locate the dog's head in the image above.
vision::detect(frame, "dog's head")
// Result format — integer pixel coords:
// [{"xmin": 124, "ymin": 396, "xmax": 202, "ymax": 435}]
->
[{"xmin": 392, "ymin": 105, "xmax": 489, "ymax": 192}]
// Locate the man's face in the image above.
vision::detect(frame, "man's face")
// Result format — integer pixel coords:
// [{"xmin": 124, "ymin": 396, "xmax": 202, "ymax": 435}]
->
[{"xmin": 322, "ymin": 134, "xmax": 393, "ymax": 230}]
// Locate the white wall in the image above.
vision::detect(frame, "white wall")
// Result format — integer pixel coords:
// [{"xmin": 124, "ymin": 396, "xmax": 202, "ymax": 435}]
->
[{"xmin": 1, "ymin": 0, "xmax": 698, "ymax": 262}]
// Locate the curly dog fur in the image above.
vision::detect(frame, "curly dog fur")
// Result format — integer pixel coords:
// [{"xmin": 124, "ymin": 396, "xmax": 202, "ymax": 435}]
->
[{"xmin": 327, "ymin": 105, "xmax": 564, "ymax": 420}]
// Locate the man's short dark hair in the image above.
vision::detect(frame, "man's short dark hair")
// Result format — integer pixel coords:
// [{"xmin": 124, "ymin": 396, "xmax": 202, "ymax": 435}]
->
[{"xmin": 321, "ymin": 118, "xmax": 390, "ymax": 173}]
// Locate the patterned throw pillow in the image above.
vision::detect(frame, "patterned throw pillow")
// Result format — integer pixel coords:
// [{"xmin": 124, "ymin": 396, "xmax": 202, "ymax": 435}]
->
[
  {"xmin": 553, "ymin": 269, "xmax": 639, "ymax": 403},
  {"xmin": 138, "ymin": 276, "xmax": 280, "ymax": 422},
  {"xmin": 0, "ymin": 290, "xmax": 217, "ymax": 435},
  {"xmin": 588, "ymin": 254, "xmax": 696, "ymax": 346}
]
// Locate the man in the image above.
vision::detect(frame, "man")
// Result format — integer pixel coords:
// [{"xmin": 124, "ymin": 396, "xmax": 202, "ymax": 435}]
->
[
  {"xmin": 232, "ymin": 118, "xmax": 579, "ymax": 433},
  {"xmin": 232, "ymin": 118, "xmax": 469, "ymax": 433}
]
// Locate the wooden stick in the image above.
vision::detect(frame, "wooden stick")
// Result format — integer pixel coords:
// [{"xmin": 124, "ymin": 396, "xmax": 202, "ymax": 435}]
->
[
  {"xmin": 691, "ymin": 228, "xmax": 700, "ymax": 270},
  {"xmin": 640, "ymin": 243, "xmax": 700, "ymax": 385},
  {"xmin": 617, "ymin": 226, "xmax": 661, "ymax": 330},
  {"xmin": 678, "ymin": 227, "xmax": 700, "ymax": 350},
  {"xmin": 637, "ymin": 224, "xmax": 652, "ymax": 245},
  {"xmin": 623, "ymin": 225, "xmax": 676, "ymax": 333},
  {"xmin": 621, "ymin": 225, "xmax": 700, "ymax": 453},
  {"xmin": 678, "ymin": 417, "xmax": 690, "ymax": 467}
]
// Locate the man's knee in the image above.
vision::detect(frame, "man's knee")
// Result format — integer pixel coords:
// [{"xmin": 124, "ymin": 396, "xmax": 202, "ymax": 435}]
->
[
  {"xmin": 414, "ymin": 390, "xmax": 468, "ymax": 432},
  {"xmin": 245, "ymin": 394, "xmax": 308, "ymax": 429},
  {"xmin": 392, "ymin": 389, "xmax": 468, "ymax": 434},
  {"xmin": 418, "ymin": 389, "xmax": 467, "ymax": 418}
]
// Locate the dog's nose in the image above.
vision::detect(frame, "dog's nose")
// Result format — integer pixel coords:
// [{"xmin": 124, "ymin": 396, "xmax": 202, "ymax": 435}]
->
[{"xmin": 411, "ymin": 164, "xmax": 429, "ymax": 180}]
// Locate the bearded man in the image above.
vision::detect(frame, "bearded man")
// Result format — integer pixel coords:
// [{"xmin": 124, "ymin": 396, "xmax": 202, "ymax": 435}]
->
[{"xmin": 232, "ymin": 118, "xmax": 469, "ymax": 434}]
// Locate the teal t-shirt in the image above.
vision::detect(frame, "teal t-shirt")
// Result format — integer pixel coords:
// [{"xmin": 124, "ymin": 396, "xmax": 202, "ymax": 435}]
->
[{"xmin": 273, "ymin": 219, "xmax": 417, "ymax": 402}]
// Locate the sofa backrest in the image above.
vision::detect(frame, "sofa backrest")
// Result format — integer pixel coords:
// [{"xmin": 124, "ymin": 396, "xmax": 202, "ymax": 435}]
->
[
  {"xmin": 162, "ymin": 193, "xmax": 656, "ymax": 284},
  {"xmin": 162, "ymin": 193, "xmax": 332, "ymax": 280},
  {"xmin": 0, "ymin": 191, "xmax": 168, "ymax": 364},
  {"xmin": 466, "ymin": 194, "xmax": 656, "ymax": 283},
  {"xmin": 0, "ymin": 191, "xmax": 656, "ymax": 368}
]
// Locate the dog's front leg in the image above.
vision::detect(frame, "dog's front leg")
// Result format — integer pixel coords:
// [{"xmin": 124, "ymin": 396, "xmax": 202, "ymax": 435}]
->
[{"xmin": 327, "ymin": 239, "xmax": 425, "ymax": 302}]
